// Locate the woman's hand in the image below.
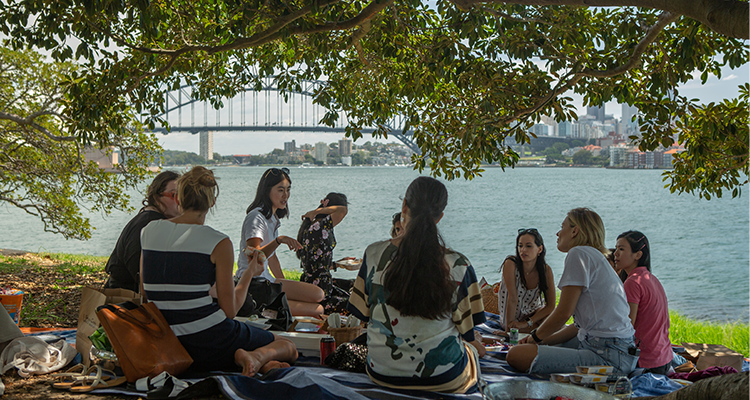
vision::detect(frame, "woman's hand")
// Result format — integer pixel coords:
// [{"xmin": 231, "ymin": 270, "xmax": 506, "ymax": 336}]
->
[
  {"xmin": 302, "ymin": 210, "xmax": 318, "ymax": 221},
  {"xmin": 243, "ymin": 247, "xmax": 265, "ymax": 277},
  {"xmin": 278, "ymin": 235, "xmax": 303, "ymax": 251},
  {"xmin": 507, "ymin": 320, "xmax": 527, "ymax": 330},
  {"xmin": 518, "ymin": 335, "xmax": 536, "ymax": 345}
]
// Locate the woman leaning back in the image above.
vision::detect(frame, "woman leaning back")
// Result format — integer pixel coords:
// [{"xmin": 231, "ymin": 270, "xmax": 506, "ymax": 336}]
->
[
  {"xmin": 615, "ymin": 230, "xmax": 672, "ymax": 375},
  {"xmin": 494, "ymin": 229, "xmax": 555, "ymax": 334},
  {"xmin": 140, "ymin": 166, "xmax": 297, "ymax": 376},
  {"xmin": 235, "ymin": 167, "xmax": 326, "ymax": 317},
  {"xmin": 348, "ymin": 176, "xmax": 486, "ymax": 393},
  {"xmin": 506, "ymin": 207, "xmax": 638, "ymax": 375}
]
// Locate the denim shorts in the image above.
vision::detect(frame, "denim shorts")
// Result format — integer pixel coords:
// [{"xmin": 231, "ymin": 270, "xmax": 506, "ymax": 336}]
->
[{"xmin": 529, "ymin": 334, "xmax": 638, "ymax": 375}]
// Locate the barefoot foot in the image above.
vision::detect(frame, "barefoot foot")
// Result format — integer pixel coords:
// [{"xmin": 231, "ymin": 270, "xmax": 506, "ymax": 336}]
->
[
  {"xmin": 259, "ymin": 360, "xmax": 291, "ymax": 374},
  {"xmin": 235, "ymin": 349, "xmax": 264, "ymax": 377}
]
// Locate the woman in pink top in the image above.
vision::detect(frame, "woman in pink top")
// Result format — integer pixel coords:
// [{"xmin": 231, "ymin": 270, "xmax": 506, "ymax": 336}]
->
[{"xmin": 615, "ymin": 230, "xmax": 673, "ymax": 375}]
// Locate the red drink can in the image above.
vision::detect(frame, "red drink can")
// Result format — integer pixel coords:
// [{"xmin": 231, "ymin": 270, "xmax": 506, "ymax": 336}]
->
[{"xmin": 320, "ymin": 336, "xmax": 336, "ymax": 365}]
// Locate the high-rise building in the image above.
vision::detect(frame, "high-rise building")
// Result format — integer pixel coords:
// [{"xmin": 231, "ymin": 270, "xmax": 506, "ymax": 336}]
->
[
  {"xmin": 621, "ymin": 104, "xmax": 639, "ymax": 135},
  {"xmin": 200, "ymin": 131, "xmax": 213, "ymax": 160},
  {"xmin": 339, "ymin": 138, "xmax": 352, "ymax": 156},
  {"xmin": 314, "ymin": 142, "xmax": 328, "ymax": 164},
  {"xmin": 587, "ymin": 105, "xmax": 605, "ymax": 122},
  {"xmin": 284, "ymin": 140, "xmax": 296, "ymax": 154}
]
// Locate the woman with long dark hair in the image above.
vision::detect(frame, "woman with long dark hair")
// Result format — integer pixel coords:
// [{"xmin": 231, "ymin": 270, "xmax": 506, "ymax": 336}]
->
[
  {"xmin": 236, "ymin": 168, "xmax": 325, "ymax": 317},
  {"xmin": 348, "ymin": 176, "xmax": 486, "ymax": 393},
  {"xmin": 494, "ymin": 229, "xmax": 555, "ymax": 334},
  {"xmin": 507, "ymin": 208, "xmax": 638, "ymax": 375},
  {"xmin": 615, "ymin": 230, "xmax": 672, "ymax": 375},
  {"xmin": 140, "ymin": 166, "xmax": 297, "ymax": 376},
  {"xmin": 296, "ymin": 192, "xmax": 350, "ymax": 314}
]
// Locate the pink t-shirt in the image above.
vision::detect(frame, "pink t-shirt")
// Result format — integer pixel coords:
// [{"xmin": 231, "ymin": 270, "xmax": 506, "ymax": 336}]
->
[{"xmin": 624, "ymin": 267, "xmax": 672, "ymax": 368}]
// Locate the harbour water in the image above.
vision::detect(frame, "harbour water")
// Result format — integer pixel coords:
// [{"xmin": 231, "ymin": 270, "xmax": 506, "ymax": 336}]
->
[{"xmin": 1, "ymin": 166, "xmax": 748, "ymax": 323}]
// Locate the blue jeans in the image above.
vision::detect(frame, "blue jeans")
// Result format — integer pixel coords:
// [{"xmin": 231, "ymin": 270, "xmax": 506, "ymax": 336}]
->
[{"xmin": 530, "ymin": 334, "xmax": 638, "ymax": 375}]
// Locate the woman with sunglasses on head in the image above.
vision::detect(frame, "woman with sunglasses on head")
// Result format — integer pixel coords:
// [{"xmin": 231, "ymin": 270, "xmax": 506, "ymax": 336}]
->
[
  {"xmin": 295, "ymin": 192, "xmax": 350, "ymax": 314},
  {"xmin": 104, "ymin": 170, "xmax": 181, "ymax": 293},
  {"xmin": 507, "ymin": 208, "xmax": 637, "ymax": 375},
  {"xmin": 348, "ymin": 177, "xmax": 486, "ymax": 393},
  {"xmin": 140, "ymin": 166, "xmax": 297, "ymax": 376},
  {"xmin": 236, "ymin": 168, "xmax": 325, "ymax": 317},
  {"xmin": 615, "ymin": 231, "xmax": 672, "ymax": 375},
  {"xmin": 493, "ymin": 229, "xmax": 555, "ymax": 334}
]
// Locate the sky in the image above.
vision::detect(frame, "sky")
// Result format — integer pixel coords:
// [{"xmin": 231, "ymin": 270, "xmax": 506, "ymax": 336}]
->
[{"xmin": 158, "ymin": 63, "xmax": 749, "ymax": 156}]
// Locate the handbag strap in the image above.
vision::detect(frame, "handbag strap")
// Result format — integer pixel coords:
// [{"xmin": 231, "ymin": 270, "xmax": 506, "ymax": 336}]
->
[{"xmin": 102, "ymin": 303, "xmax": 169, "ymax": 338}]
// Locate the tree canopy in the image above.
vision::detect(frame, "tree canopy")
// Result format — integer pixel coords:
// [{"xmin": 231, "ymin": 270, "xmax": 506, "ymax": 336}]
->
[{"xmin": 0, "ymin": 0, "xmax": 747, "ymax": 221}]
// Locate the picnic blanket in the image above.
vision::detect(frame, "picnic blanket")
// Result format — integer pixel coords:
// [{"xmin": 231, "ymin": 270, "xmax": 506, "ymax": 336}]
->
[{"xmin": 20, "ymin": 320, "xmax": 749, "ymax": 400}]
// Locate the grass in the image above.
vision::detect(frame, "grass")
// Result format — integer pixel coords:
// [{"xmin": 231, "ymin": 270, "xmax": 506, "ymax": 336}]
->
[{"xmin": 4, "ymin": 253, "xmax": 747, "ymax": 356}]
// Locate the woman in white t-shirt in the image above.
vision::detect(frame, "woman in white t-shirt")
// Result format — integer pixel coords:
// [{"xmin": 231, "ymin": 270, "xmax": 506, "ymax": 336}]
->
[
  {"xmin": 506, "ymin": 208, "xmax": 638, "ymax": 375},
  {"xmin": 236, "ymin": 168, "xmax": 325, "ymax": 317}
]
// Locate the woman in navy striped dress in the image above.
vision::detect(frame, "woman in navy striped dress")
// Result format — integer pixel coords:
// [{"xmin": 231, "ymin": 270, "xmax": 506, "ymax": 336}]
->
[{"xmin": 140, "ymin": 166, "xmax": 297, "ymax": 376}]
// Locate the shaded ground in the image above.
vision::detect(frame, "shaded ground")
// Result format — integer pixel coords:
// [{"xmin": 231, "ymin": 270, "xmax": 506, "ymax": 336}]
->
[{"xmin": 0, "ymin": 251, "xmax": 222, "ymax": 399}]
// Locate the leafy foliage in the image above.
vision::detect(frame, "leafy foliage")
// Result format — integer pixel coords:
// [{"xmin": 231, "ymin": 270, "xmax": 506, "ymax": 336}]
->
[
  {"xmin": 0, "ymin": 0, "xmax": 747, "ymax": 200},
  {"xmin": 0, "ymin": 48, "xmax": 161, "ymax": 239}
]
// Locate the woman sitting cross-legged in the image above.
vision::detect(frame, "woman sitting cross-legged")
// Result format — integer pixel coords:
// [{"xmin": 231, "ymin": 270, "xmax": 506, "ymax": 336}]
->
[
  {"xmin": 140, "ymin": 166, "xmax": 297, "ymax": 376},
  {"xmin": 506, "ymin": 208, "xmax": 638, "ymax": 375},
  {"xmin": 493, "ymin": 228, "xmax": 555, "ymax": 334},
  {"xmin": 348, "ymin": 176, "xmax": 486, "ymax": 393},
  {"xmin": 615, "ymin": 230, "xmax": 672, "ymax": 375}
]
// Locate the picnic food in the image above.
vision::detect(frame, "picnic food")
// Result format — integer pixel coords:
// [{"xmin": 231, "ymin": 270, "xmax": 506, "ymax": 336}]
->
[{"xmin": 243, "ymin": 247, "xmax": 267, "ymax": 264}]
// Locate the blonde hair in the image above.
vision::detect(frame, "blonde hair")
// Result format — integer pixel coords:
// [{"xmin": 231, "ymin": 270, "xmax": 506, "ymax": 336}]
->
[
  {"xmin": 177, "ymin": 166, "xmax": 219, "ymax": 212},
  {"xmin": 566, "ymin": 207, "xmax": 607, "ymax": 255}
]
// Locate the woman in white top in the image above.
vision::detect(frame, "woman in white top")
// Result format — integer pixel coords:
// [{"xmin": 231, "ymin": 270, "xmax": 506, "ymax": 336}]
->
[
  {"xmin": 507, "ymin": 208, "xmax": 638, "ymax": 375},
  {"xmin": 236, "ymin": 168, "xmax": 325, "ymax": 317}
]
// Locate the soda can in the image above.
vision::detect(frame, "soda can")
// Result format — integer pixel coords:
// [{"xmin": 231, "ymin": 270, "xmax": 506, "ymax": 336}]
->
[
  {"xmin": 509, "ymin": 328, "xmax": 519, "ymax": 344},
  {"xmin": 320, "ymin": 336, "xmax": 336, "ymax": 365}
]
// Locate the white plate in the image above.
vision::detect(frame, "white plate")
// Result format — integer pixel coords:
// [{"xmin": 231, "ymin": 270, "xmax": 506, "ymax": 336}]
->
[
  {"xmin": 335, "ymin": 258, "xmax": 362, "ymax": 271},
  {"xmin": 234, "ymin": 316, "xmax": 271, "ymax": 330}
]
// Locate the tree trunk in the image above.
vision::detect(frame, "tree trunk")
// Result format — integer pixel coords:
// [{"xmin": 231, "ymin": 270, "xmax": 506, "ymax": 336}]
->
[{"xmin": 634, "ymin": 371, "xmax": 748, "ymax": 400}]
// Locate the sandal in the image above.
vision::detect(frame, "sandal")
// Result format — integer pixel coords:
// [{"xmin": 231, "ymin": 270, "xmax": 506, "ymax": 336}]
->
[
  {"xmin": 69, "ymin": 366, "xmax": 125, "ymax": 393},
  {"xmin": 50, "ymin": 364, "xmax": 87, "ymax": 389}
]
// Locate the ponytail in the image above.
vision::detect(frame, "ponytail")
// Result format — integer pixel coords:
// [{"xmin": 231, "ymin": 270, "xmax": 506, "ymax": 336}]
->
[{"xmin": 383, "ymin": 177, "xmax": 454, "ymax": 320}]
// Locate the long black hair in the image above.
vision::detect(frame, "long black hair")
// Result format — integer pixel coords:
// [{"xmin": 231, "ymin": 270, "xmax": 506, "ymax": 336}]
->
[
  {"xmin": 383, "ymin": 176, "xmax": 454, "ymax": 320},
  {"xmin": 246, "ymin": 168, "xmax": 291, "ymax": 219},
  {"xmin": 296, "ymin": 192, "xmax": 349, "ymax": 259},
  {"xmin": 512, "ymin": 229, "xmax": 550, "ymax": 303},
  {"xmin": 617, "ymin": 230, "xmax": 651, "ymax": 272}
]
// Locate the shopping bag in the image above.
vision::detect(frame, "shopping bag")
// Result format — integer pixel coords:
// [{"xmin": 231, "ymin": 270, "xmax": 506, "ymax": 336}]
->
[
  {"xmin": 96, "ymin": 301, "xmax": 193, "ymax": 382},
  {"xmin": 76, "ymin": 287, "xmax": 141, "ymax": 367}
]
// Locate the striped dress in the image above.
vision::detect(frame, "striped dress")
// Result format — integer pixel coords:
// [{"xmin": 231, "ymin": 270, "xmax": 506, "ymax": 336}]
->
[{"xmin": 141, "ymin": 220, "xmax": 274, "ymax": 372}]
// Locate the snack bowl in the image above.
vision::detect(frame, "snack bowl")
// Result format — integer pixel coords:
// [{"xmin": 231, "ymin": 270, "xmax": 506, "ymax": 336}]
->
[{"xmin": 335, "ymin": 258, "xmax": 362, "ymax": 271}]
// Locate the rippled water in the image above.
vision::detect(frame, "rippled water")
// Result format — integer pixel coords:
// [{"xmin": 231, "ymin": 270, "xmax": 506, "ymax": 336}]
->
[{"xmin": 2, "ymin": 166, "xmax": 748, "ymax": 323}]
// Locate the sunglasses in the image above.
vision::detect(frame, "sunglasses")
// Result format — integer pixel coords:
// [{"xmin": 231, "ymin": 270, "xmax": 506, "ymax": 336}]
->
[
  {"xmin": 161, "ymin": 190, "xmax": 177, "ymax": 201},
  {"xmin": 264, "ymin": 167, "xmax": 290, "ymax": 178},
  {"xmin": 518, "ymin": 228, "xmax": 539, "ymax": 234}
]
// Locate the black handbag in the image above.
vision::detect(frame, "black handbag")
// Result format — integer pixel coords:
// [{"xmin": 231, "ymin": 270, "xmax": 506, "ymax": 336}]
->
[{"xmin": 237, "ymin": 277, "xmax": 292, "ymax": 331}]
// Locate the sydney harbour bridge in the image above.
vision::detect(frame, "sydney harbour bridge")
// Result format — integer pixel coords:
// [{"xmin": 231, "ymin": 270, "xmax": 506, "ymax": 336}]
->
[{"xmin": 148, "ymin": 77, "xmax": 571, "ymax": 157}]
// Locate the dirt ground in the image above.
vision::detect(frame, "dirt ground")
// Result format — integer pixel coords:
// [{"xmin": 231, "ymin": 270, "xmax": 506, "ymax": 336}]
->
[{"xmin": 0, "ymin": 251, "xmax": 222, "ymax": 399}]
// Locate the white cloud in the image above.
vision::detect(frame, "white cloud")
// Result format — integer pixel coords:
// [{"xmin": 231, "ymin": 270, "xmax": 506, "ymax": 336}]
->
[{"xmin": 723, "ymin": 74, "xmax": 738, "ymax": 81}]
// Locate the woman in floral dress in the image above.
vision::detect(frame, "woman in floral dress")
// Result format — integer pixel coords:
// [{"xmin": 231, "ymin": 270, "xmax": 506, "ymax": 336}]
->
[{"xmin": 296, "ymin": 193, "xmax": 350, "ymax": 314}]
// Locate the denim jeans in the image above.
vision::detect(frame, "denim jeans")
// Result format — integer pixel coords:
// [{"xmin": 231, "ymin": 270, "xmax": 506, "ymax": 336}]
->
[{"xmin": 530, "ymin": 334, "xmax": 638, "ymax": 375}]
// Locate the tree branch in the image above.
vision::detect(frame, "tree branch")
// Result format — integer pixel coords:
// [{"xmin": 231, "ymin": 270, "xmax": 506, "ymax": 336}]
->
[
  {"xmin": 581, "ymin": 11, "xmax": 679, "ymax": 77},
  {"xmin": 450, "ymin": 0, "xmax": 749, "ymax": 39},
  {"xmin": 0, "ymin": 111, "xmax": 76, "ymax": 142}
]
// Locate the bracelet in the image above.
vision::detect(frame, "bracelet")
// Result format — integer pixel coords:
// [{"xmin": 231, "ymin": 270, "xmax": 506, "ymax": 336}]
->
[
  {"xmin": 527, "ymin": 318, "xmax": 534, "ymax": 327},
  {"xmin": 530, "ymin": 329, "xmax": 542, "ymax": 344},
  {"xmin": 275, "ymin": 237, "xmax": 281, "ymax": 245}
]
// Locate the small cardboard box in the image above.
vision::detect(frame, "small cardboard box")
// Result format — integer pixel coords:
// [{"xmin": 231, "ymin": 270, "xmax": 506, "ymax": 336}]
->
[
  {"xmin": 681, "ymin": 342, "xmax": 744, "ymax": 371},
  {"xmin": 550, "ymin": 373, "xmax": 576, "ymax": 383},
  {"xmin": 569, "ymin": 373, "xmax": 607, "ymax": 384},
  {"xmin": 577, "ymin": 365, "xmax": 614, "ymax": 374}
]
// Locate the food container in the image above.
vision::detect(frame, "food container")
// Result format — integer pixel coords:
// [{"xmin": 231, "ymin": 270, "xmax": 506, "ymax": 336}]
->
[
  {"xmin": 577, "ymin": 365, "xmax": 615, "ymax": 374},
  {"xmin": 335, "ymin": 258, "xmax": 362, "ymax": 271},
  {"xmin": 484, "ymin": 381, "xmax": 616, "ymax": 400},
  {"xmin": 0, "ymin": 289, "xmax": 24, "ymax": 325}
]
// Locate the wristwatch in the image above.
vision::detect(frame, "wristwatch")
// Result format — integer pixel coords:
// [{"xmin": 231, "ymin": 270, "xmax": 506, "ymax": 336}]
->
[
  {"xmin": 530, "ymin": 329, "xmax": 542, "ymax": 343},
  {"xmin": 526, "ymin": 318, "xmax": 534, "ymax": 327}
]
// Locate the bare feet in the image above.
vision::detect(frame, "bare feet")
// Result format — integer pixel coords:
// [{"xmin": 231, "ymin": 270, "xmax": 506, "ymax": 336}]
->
[
  {"xmin": 259, "ymin": 360, "xmax": 290, "ymax": 374},
  {"xmin": 235, "ymin": 349, "xmax": 264, "ymax": 377}
]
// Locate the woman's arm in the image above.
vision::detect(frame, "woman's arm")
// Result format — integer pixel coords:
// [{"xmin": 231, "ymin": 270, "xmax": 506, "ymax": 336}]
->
[
  {"xmin": 530, "ymin": 285, "xmax": 582, "ymax": 343},
  {"xmin": 527, "ymin": 265, "xmax": 557, "ymax": 327},
  {"xmin": 213, "ymin": 238, "xmax": 244, "ymax": 318},
  {"xmin": 266, "ymin": 254, "xmax": 285, "ymax": 280},
  {"xmin": 302, "ymin": 205, "xmax": 348, "ymax": 227},
  {"xmin": 628, "ymin": 303, "xmax": 639, "ymax": 326},
  {"xmin": 501, "ymin": 259, "xmax": 519, "ymax": 330}
]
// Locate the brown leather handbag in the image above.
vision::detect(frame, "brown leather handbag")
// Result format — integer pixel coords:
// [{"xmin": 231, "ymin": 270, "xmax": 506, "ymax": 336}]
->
[{"xmin": 96, "ymin": 301, "xmax": 193, "ymax": 382}]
